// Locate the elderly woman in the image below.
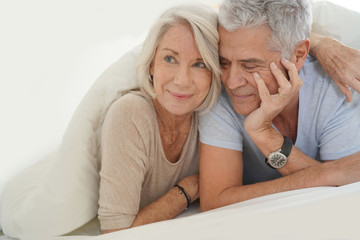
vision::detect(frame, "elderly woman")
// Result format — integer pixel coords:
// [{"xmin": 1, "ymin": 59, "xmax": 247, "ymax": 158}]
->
[
  {"xmin": 98, "ymin": 4, "xmax": 220, "ymax": 233},
  {"xmin": 97, "ymin": 2, "xmax": 360, "ymax": 234}
]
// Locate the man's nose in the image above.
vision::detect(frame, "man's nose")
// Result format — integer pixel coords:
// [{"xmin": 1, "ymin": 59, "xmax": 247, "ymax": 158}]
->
[
  {"xmin": 174, "ymin": 66, "xmax": 192, "ymax": 88},
  {"xmin": 224, "ymin": 65, "xmax": 247, "ymax": 90}
]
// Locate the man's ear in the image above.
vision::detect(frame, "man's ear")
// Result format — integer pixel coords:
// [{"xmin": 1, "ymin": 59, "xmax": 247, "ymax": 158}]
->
[{"xmin": 289, "ymin": 39, "xmax": 310, "ymax": 71}]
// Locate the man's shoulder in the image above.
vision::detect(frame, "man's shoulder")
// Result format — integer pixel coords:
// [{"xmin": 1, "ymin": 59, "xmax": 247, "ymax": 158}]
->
[
  {"xmin": 300, "ymin": 56, "xmax": 347, "ymax": 106},
  {"xmin": 200, "ymin": 85, "xmax": 246, "ymax": 125},
  {"xmin": 211, "ymin": 86, "xmax": 239, "ymax": 115},
  {"xmin": 299, "ymin": 56, "xmax": 360, "ymax": 124},
  {"xmin": 301, "ymin": 55, "xmax": 331, "ymax": 86},
  {"xmin": 198, "ymin": 85, "xmax": 247, "ymax": 151}
]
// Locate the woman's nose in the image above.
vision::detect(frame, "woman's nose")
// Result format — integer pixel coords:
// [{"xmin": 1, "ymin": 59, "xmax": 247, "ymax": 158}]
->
[{"xmin": 173, "ymin": 66, "xmax": 192, "ymax": 88}]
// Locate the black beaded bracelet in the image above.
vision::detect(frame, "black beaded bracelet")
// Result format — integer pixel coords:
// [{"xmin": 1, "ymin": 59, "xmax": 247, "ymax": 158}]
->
[{"xmin": 174, "ymin": 184, "xmax": 191, "ymax": 209}]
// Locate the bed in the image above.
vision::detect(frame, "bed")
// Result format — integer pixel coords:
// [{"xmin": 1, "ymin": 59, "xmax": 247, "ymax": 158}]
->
[{"xmin": 1, "ymin": 1, "xmax": 360, "ymax": 239}]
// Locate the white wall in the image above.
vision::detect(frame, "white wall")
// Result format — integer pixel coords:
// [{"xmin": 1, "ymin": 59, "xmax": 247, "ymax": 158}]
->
[
  {"xmin": 0, "ymin": 0, "xmax": 218, "ymax": 196},
  {"xmin": 322, "ymin": 0, "xmax": 360, "ymax": 12}
]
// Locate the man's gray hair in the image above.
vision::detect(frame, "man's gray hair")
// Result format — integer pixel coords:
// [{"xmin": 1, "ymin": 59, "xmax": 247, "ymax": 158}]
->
[
  {"xmin": 136, "ymin": 4, "xmax": 221, "ymax": 113},
  {"xmin": 218, "ymin": 0, "xmax": 312, "ymax": 58}
]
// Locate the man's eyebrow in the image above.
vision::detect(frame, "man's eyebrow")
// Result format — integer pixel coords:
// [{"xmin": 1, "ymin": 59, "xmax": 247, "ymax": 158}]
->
[
  {"xmin": 219, "ymin": 56, "xmax": 265, "ymax": 64},
  {"xmin": 240, "ymin": 58, "xmax": 265, "ymax": 64},
  {"xmin": 219, "ymin": 55, "xmax": 228, "ymax": 61}
]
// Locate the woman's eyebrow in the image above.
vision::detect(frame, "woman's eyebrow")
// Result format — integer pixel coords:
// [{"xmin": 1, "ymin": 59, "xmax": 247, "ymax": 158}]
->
[
  {"xmin": 161, "ymin": 48, "xmax": 179, "ymax": 55},
  {"xmin": 162, "ymin": 48, "xmax": 203, "ymax": 61}
]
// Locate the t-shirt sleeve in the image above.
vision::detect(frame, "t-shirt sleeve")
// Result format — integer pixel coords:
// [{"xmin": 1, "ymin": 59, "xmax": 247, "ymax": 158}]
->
[
  {"xmin": 319, "ymin": 89, "xmax": 360, "ymax": 160},
  {"xmin": 199, "ymin": 93, "xmax": 244, "ymax": 151},
  {"xmin": 98, "ymin": 96, "xmax": 148, "ymax": 230}
]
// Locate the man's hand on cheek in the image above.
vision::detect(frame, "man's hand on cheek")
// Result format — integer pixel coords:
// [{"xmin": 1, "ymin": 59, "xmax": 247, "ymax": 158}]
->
[{"xmin": 244, "ymin": 58, "xmax": 302, "ymax": 147}]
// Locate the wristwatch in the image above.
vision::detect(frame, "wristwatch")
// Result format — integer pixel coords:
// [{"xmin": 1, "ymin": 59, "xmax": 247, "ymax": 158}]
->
[{"xmin": 265, "ymin": 136, "xmax": 293, "ymax": 169}]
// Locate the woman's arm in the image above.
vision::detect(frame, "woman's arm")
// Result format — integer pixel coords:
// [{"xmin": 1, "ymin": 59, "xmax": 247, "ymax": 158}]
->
[
  {"xmin": 310, "ymin": 32, "xmax": 360, "ymax": 102},
  {"xmin": 102, "ymin": 175, "xmax": 199, "ymax": 234},
  {"xmin": 99, "ymin": 97, "xmax": 199, "ymax": 234}
]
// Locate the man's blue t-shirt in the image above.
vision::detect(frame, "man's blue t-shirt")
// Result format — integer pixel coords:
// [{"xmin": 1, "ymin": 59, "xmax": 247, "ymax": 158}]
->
[{"xmin": 199, "ymin": 56, "xmax": 360, "ymax": 185}]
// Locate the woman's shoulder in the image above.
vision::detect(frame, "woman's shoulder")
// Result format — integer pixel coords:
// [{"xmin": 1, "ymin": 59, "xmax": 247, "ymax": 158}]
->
[
  {"xmin": 112, "ymin": 90, "xmax": 152, "ymax": 110},
  {"xmin": 107, "ymin": 91, "xmax": 154, "ymax": 120},
  {"xmin": 105, "ymin": 91, "xmax": 156, "ymax": 127}
]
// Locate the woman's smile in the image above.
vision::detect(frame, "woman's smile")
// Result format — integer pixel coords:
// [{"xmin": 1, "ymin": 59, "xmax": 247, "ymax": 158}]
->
[{"xmin": 167, "ymin": 90, "xmax": 193, "ymax": 100}]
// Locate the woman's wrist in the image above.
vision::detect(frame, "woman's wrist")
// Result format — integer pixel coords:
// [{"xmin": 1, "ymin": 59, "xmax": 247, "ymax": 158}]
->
[{"xmin": 174, "ymin": 184, "xmax": 191, "ymax": 209}]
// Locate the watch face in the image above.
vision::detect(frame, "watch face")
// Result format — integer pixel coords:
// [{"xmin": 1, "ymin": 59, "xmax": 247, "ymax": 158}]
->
[{"xmin": 268, "ymin": 152, "xmax": 287, "ymax": 169}]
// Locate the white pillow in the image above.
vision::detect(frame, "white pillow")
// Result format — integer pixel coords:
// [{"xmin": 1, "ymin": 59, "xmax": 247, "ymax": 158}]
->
[
  {"xmin": 312, "ymin": 1, "xmax": 360, "ymax": 49},
  {"xmin": 0, "ymin": 44, "xmax": 141, "ymax": 238}
]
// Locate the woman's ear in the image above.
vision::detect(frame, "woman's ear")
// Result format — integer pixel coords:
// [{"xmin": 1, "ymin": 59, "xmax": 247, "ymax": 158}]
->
[
  {"xmin": 289, "ymin": 39, "xmax": 310, "ymax": 71},
  {"xmin": 149, "ymin": 63, "xmax": 154, "ymax": 76}
]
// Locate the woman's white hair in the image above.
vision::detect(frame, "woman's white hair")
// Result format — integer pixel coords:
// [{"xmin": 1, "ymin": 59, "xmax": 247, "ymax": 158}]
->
[
  {"xmin": 136, "ymin": 4, "xmax": 221, "ymax": 113},
  {"xmin": 218, "ymin": 0, "xmax": 312, "ymax": 58}
]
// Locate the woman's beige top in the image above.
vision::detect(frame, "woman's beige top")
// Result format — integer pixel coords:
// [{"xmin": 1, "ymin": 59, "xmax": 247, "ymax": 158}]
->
[{"xmin": 98, "ymin": 91, "xmax": 199, "ymax": 230}]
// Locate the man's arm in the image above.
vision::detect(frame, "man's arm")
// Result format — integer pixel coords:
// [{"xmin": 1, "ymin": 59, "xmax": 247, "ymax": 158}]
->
[
  {"xmin": 199, "ymin": 142, "xmax": 321, "ymax": 211},
  {"xmin": 200, "ymin": 142, "xmax": 360, "ymax": 212},
  {"xmin": 199, "ymin": 144, "xmax": 243, "ymax": 211}
]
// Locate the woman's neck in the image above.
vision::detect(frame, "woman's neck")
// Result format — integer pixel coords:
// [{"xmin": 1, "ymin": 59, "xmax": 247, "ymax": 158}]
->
[
  {"xmin": 153, "ymin": 99, "xmax": 193, "ymax": 133},
  {"xmin": 153, "ymin": 99, "xmax": 193, "ymax": 163}
]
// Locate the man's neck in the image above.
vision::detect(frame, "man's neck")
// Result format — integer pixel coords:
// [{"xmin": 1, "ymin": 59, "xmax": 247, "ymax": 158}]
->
[{"xmin": 273, "ymin": 94, "xmax": 300, "ymax": 143}]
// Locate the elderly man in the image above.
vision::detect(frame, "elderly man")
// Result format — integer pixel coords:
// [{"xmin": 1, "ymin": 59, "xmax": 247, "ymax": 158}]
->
[{"xmin": 199, "ymin": 0, "xmax": 360, "ymax": 211}]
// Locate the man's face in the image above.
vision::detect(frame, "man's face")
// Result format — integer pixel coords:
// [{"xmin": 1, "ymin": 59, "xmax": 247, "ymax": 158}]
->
[{"xmin": 219, "ymin": 25, "xmax": 286, "ymax": 116}]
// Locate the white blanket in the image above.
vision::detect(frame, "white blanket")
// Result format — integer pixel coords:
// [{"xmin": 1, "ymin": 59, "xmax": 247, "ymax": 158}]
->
[{"xmin": 1, "ymin": 1, "xmax": 360, "ymax": 239}]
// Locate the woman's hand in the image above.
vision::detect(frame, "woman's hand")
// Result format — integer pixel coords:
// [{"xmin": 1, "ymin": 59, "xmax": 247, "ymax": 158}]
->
[
  {"xmin": 178, "ymin": 174, "xmax": 199, "ymax": 203},
  {"xmin": 244, "ymin": 58, "xmax": 302, "ymax": 135},
  {"xmin": 310, "ymin": 33, "xmax": 360, "ymax": 102},
  {"xmin": 118, "ymin": 174, "xmax": 199, "ymax": 232}
]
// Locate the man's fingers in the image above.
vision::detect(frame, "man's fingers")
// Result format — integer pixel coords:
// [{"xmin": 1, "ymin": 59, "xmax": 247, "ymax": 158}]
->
[
  {"xmin": 280, "ymin": 58, "xmax": 303, "ymax": 91},
  {"xmin": 270, "ymin": 62, "xmax": 291, "ymax": 94},
  {"xmin": 254, "ymin": 72, "xmax": 270, "ymax": 100}
]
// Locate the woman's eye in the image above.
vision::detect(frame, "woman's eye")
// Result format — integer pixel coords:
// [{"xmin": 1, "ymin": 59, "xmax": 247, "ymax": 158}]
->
[
  {"xmin": 164, "ymin": 55, "xmax": 175, "ymax": 63},
  {"xmin": 194, "ymin": 62, "xmax": 207, "ymax": 68}
]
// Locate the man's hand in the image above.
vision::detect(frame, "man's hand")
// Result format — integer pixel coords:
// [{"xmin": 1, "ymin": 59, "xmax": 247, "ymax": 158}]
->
[
  {"xmin": 244, "ymin": 58, "xmax": 302, "ymax": 136},
  {"xmin": 310, "ymin": 33, "xmax": 360, "ymax": 102}
]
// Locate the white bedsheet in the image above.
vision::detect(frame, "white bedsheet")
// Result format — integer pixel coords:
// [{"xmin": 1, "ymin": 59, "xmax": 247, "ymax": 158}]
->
[{"xmin": 3, "ymin": 182, "xmax": 358, "ymax": 240}]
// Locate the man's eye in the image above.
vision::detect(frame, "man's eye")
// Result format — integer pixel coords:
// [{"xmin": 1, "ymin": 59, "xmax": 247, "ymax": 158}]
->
[
  {"xmin": 243, "ymin": 65, "xmax": 257, "ymax": 70},
  {"xmin": 164, "ymin": 55, "xmax": 175, "ymax": 63},
  {"xmin": 194, "ymin": 62, "xmax": 206, "ymax": 68},
  {"xmin": 220, "ymin": 61, "xmax": 229, "ymax": 69}
]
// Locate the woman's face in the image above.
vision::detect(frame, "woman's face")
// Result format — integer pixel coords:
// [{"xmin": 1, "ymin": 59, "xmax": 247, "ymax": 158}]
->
[{"xmin": 150, "ymin": 23, "xmax": 212, "ymax": 116}]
